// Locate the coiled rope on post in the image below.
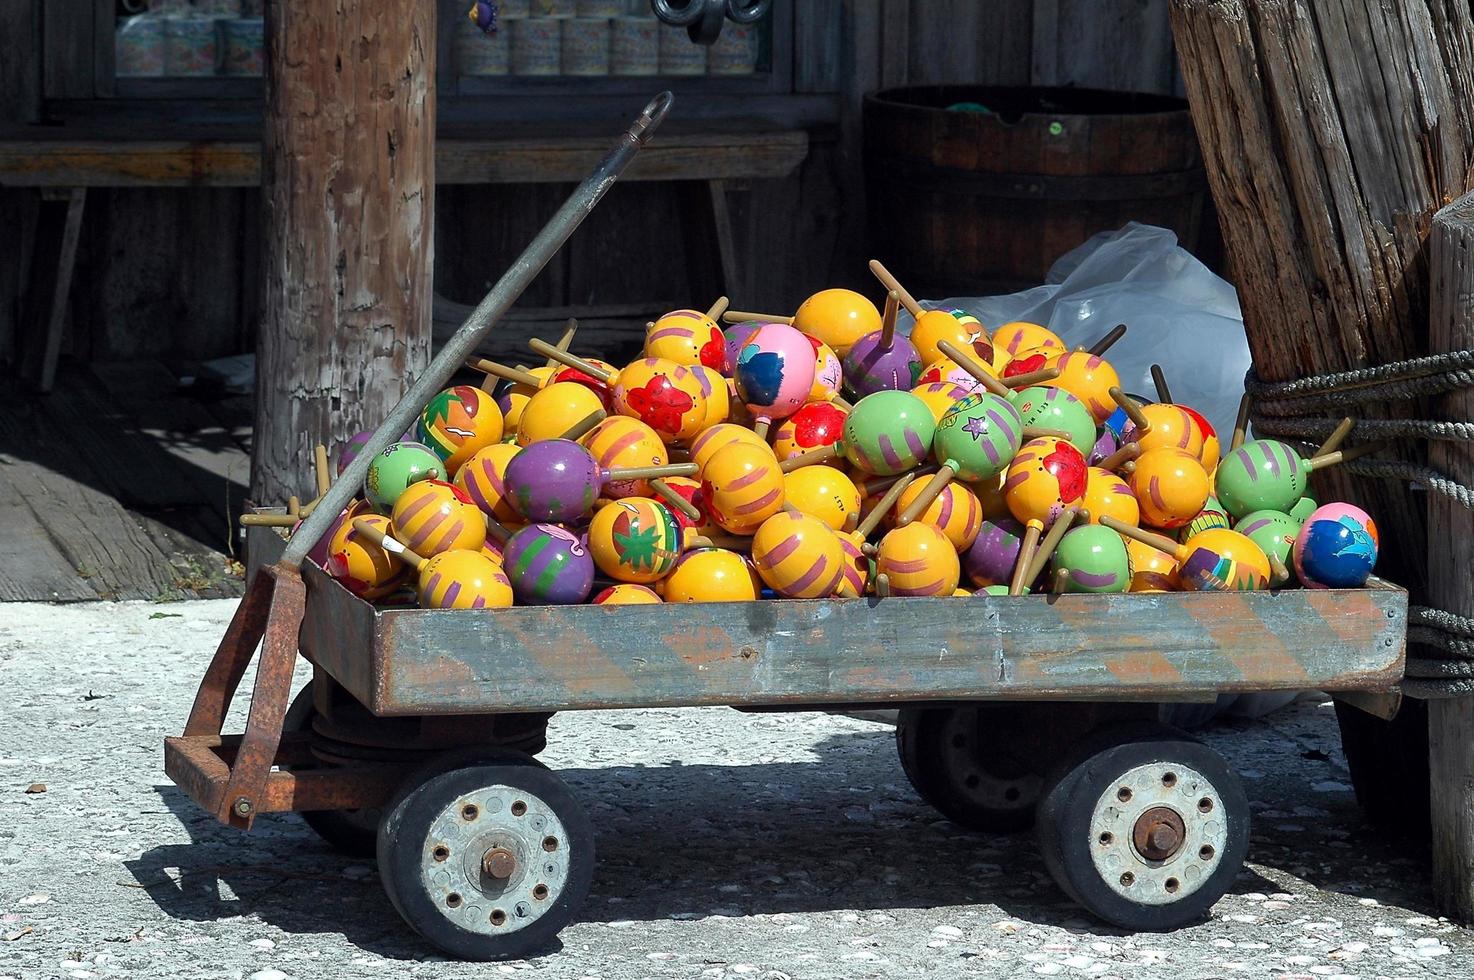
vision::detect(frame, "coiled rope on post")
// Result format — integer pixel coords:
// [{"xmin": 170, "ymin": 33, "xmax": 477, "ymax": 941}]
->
[{"xmin": 1245, "ymin": 353, "xmax": 1474, "ymax": 697}]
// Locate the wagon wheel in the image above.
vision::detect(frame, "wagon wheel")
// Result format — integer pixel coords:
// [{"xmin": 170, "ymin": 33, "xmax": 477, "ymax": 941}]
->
[
  {"xmin": 377, "ymin": 749, "xmax": 594, "ymax": 961},
  {"xmin": 1036, "ymin": 722, "xmax": 1249, "ymax": 930},
  {"xmin": 896, "ymin": 705, "xmax": 1044, "ymax": 832},
  {"xmin": 283, "ymin": 683, "xmax": 381, "ymax": 857}
]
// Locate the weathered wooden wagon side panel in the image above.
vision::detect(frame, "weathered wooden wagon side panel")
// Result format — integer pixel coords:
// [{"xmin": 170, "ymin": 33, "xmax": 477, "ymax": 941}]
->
[{"xmin": 296, "ymin": 566, "xmax": 1406, "ymax": 716}]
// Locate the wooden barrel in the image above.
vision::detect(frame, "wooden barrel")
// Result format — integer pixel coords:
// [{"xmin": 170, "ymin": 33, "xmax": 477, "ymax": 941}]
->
[{"xmin": 864, "ymin": 85, "xmax": 1208, "ymax": 294}]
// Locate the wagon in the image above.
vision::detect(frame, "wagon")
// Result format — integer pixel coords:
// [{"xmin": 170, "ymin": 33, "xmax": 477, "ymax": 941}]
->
[{"xmin": 163, "ymin": 94, "xmax": 1410, "ymax": 960}]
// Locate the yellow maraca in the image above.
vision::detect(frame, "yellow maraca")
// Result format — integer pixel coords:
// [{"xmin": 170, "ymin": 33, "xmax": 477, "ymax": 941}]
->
[
  {"xmin": 690, "ymin": 421, "xmax": 768, "ymax": 470},
  {"xmin": 700, "ymin": 440, "xmax": 786, "ymax": 534},
  {"xmin": 660, "ymin": 548, "xmax": 762, "ymax": 602},
  {"xmin": 870, "ymin": 259, "xmax": 984, "ymax": 367},
  {"xmin": 752, "ymin": 509, "xmax": 846, "ymax": 598},
  {"xmin": 467, "ymin": 359, "xmax": 555, "ymax": 435},
  {"xmin": 1103, "ymin": 517, "xmax": 1270, "ymax": 592},
  {"xmin": 1003, "ymin": 436, "xmax": 1089, "ymax": 594},
  {"xmin": 910, "ymin": 380, "xmax": 973, "ymax": 423},
  {"xmin": 587, "ymin": 496, "xmax": 684, "ymax": 584},
  {"xmin": 390, "ymin": 479, "xmax": 487, "ymax": 558},
  {"xmin": 1127, "ymin": 447, "xmax": 1210, "ymax": 530},
  {"xmin": 992, "ymin": 321, "xmax": 1064, "ymax": 360},
  {"xmin": 353, "ymin": 519, "xmax": 512, "ymax": 609},
  {"xmin": 644, "ymin": 297, "xmax": 729, "ymax": 370},
  {"xmin": 593, "ymin": 584, "xmax": 663, "ymax": 605},
  {"xmin": 783, "ymin": 464, "xmax": 862, "ymax": 533},
  {"xmin": 324, "ymin": 513, "xmax": 407, "ymax": 599},
  {"xmin": 582, "ymin": 416, "xmax": 670, "ymax": 497},
  {"xmin": 515, "ymin": 380, "xmax": 607, "ymax": 446},
  {"xmin": 1125, "ymin": 537, "xmax": 1179, "ymax": 593},
  {"xmin": 1082, "ymin": 466, "xmax": 1140, "ymax": 528},
  {"xmin": 893, "ymin": 478, "xmax": 983, "ymax": 551},
  {"xmin": 530, "ymin": 339, "xmax": 712, "ymax": 445},
  {"xmin": 875, "ymin": 523, "xmax": 960, "ymax": 596},
  {"xmin": 454, "ymin": 442, "xmax": 523, "ymax": 526},
  {"xmin": 788, "ymin": 288, "xmax": 882, "ymax": 355}
]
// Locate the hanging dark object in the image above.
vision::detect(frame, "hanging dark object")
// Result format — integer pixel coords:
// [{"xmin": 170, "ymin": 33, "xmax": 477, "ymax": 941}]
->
[{"xmin": 650, "ymin": 0, "xmax": 771, "ymax": 46}]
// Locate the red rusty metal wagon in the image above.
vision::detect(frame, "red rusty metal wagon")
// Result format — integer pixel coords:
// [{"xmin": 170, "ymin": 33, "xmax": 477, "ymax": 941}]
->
[{"xmin": 163, "ymin": 94, "xmax": 1410, "ymax": 960}]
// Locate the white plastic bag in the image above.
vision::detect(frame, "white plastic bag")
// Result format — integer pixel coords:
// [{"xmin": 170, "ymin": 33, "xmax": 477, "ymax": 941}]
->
[{"xmin": 901, "ymin": 222, "xmax": 1251, "ymax": 440}]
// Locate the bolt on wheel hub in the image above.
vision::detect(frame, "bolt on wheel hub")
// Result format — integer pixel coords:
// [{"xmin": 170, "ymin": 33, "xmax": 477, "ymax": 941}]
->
[{"xmin": 1089, "ymin": 762, "xmax": 1227, "ymax": 905}]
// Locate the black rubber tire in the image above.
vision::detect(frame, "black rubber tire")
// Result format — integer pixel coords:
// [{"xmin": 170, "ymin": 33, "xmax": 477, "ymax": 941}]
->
[
  {"xmin": 283, "ymin": 684, "xmax": 381, "ymax": 858},
  {"xmin": 1334, "ymin": 698, "xmax": 1430, "ymax": 838},
  {"xmin": 376, "ymin": 749, "xmax": 594, "ymax": 961},
  {"xmin": 1036, "ymin": 722, "xmax": 1250, "ymax": 931},
  {"xmin": 896, "ymin": 705, "xmax": 1043, "ymax": 832}
]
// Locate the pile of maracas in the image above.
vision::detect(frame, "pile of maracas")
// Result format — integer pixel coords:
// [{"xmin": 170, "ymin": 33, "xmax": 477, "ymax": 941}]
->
[{"xmin": 254, "ymin": 259, "xmax": 1385, "ymax": 610}]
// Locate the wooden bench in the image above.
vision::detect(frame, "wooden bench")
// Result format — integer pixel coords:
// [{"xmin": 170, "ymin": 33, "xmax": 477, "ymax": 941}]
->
[{"xmin": 0, "ymin": 129, "xmax": 810, "ymax": 389}]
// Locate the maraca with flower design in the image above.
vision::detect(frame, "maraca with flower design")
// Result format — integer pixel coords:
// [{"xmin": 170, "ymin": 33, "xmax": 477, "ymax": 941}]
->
[
  {"xmin": 352, "ymin": 518, "xmax": 512, "ymax": 609},
  {"xmin": 734, "ymin": 323, "xmax": 819, "ymax": 438},
  {"xmin": 503, "ymin": 438, "xmax": 696, "ymax": 525},
  {"xmin": 1003, "ymin": 436, "xmax": 1088, "ymax": 594},
  {"xmin": 530, "ymin": 340, "xmax": 711, "ymax": 445},
  {"xmin": 645, "ymin": 297, "xmax": 729, "ymax": 370},
  {"xmin": 771, "ymin": 401, "xmax": 848, "ymax": 467},
  {"xmin": 1103, "ymin": 517, "xmax": 1270, "ymax": 592}
]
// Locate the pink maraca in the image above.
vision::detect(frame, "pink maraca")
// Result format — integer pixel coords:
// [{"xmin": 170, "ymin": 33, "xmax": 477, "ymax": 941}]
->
[{"xmin": 733, "ymin": 323, "xmax": 818, "ymax": 438}]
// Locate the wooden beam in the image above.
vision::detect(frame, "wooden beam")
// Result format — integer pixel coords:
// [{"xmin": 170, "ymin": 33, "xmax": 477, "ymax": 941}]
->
[
  {"xmin": 253, "ymin": 0, "xmax": 436, "ymax": 506},
  {"xmin": 1428, "ymin": 190, "xmax": 1474, "ymax": 923},
  {"xmin": 0, "ymin": 132, "xmax": 810, "ymax": 188}
]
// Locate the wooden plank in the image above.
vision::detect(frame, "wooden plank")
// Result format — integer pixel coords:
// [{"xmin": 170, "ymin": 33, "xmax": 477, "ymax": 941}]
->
[
  {"xmin": 0, "ymin": 463, "xmax": 98, "ymax": 601},
  {"xmin": 42, "ymin": 0, "xmax": 94, "ymax": 100},
  {"xmin": 295, "ymin": 562, "xmax": 1408, "ymax": 715},
  {"xmin": 0, "ymin": 133, "xmax": 811, "ymax": 188},
  {"xmin": 795, "ymin": 0, "xmax": 843, "ymax": 93},
  {"xmin": 880, "ymin": 0, "xmax": 910, "ymax": 89},
  {"xmin": 1428, "ymin": 190, "xmax": 1474, "ymax": 922},
  {"xmin": 1034, "ymin": 1, "xmax": 1176, "ymax": 94},
  {"xmin": 92, "ymin": 0, "xmax": 115, "ymax": 99},
  {"xmin": 38, "ymin": 187, "xmax": 85, "ymax": 392},
  {"xmin": 0, "ymin": 1, "xmax": 41, "ymax": 124},
  {"xmin": 907, "ymin": 0, "xmax": 1031, "ymax": 86}
]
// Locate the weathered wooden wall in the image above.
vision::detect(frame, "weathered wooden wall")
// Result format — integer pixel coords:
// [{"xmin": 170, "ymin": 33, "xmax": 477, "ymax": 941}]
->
[{"xmin": 0, "ymin": 0, "xmax": 1181, "ymax": 371}]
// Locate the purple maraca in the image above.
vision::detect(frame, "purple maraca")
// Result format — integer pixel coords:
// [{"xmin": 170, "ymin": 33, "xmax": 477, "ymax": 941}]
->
[
  {"xmin": 502, "ymin": 523, "xmax": 596, "ymax": 605},
  {"xmin": 842, "ymin": 288, "xmax": 922, "ymax": 397},
  {"xmin": 336, "ymin": 431, "xmax": 374, "ymax": 475},
  {"xmin": 722, "ymin": 321, "xmax": 763, "ymax": 376},
  {"xmin": 504, "ymin": 438, "xmax": 696, "ymax": 524},
  {"xmin": 964, "ymin": 516, "xmax": 1026, "ymax": 588},
  {"xmin": 1088, "ymin": 427, "xmax": 1118, "ymax": 467}
]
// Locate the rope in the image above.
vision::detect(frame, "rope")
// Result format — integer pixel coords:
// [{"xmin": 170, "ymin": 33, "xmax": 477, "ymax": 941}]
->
[{"xmin": 1247, "ymin": 354, "xmax": 1474, "ymax": 698}]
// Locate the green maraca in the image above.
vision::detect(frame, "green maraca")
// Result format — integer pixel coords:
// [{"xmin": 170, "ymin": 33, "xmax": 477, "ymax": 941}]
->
[
  {"xmin": 839, "ymin": 389, "xmax": 938, "ymax": 476},
  {"xmin": 1008, "ymin": 385, "xmax": 1096, "ymax": 457},
  {"xmin": 1215, "ymin": 437, "xmax": 1382, "ymax": 520},
  {"xmin": 899, "ymin": 391, "xmax": 1023, "ymax": 526},
  {"xmin": 1234, "ymin": 509, "xmax": 1300, "ymax": 571},
  {"xmin": 1288, "ymin": 494, "xmax": 1318, "ymax": 524},
  {"xmin": 364, "ymin": 441, "xmax": 443, "ymax": 513},
  {"xmin": 1053, "ymin": 524, "xmax": 1130, "ymax": 593}
]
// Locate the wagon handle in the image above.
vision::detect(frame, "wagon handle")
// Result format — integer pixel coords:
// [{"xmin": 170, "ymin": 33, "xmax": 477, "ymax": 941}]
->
[{"xmin": 280, "ymin": 92, "xmax": 675, "ymax": 569}]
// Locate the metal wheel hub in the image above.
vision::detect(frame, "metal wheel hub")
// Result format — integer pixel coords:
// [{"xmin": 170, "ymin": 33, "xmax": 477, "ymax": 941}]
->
[
  {"xmin": 1089, "ymin": 761, "xmax": 1226, "ymax": 905},
  {"xmin": 421, "ymin": 784, "xmax": 570, "ymax": 935},
  {"xmin": 940, "ymin": 709, "xmax": 1041, "ymax": 811}
]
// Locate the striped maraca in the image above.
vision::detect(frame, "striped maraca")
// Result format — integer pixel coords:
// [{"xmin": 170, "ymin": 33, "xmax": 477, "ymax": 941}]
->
[
  {"xmin": 841, "ymin": 289, "xmax": 923, "ymax": 397},
  {"xmin": 700, "ymin": 441, "xmax": 785, "ymax": 534},
  {"xmin": 390, "ymin": 479, "xmax": 487, "ymax": 558},
  {"xmin": 644, "ymin": 297, "xmax": 728, "ymax": 370},
  {"xmin": 454, "ymin": 443, "xmax": 523, "ymax": 527},
  {"xmin": 876, "ymin": 523, "xmax": 960, "ymax": 596},
  {"xmin": 893, "ymin": 471, "xmax": 983, "ymax": 551},
  {"xmin": 898, "ymin": 391, "xmax": 1022, "ymax": 528},
  {"xmin": 751, "ymin": 510, "xmax": 845, "ymax": 598},
  {"xmin": 581, "ymin": 416, "xmax": 669, "ymax": 497},
  {"xmin": 502, "ymin": 523, "xmax": 596, "ymax": 605},
  {"xmin": 352, "ymin": 519, "xmax": 511, "ymax": 609}
]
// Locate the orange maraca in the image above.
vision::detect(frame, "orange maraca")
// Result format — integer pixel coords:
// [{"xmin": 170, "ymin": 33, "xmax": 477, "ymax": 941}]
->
[
  {"xmin": 992, "ymin": 322, "xmax": 1064, "ymax": 360},
  {"xmin": 644, "ymin": 297, "xmax": 729, "ymax": 370},
  {"xmin": 1127, "ymin": 447, "xmax": 1210, "ymax": 530},
  {"xmin": 1003, "ymin": 436, "xmax": 1089, "ymax": 594},
  {"xmin": 353, "ymin": 518, "xmax": 512, "ymax": 609},
  {"xmin": 530, "ymin": 338, "xmax": 711, "ymax": 445},
  {"xmin": 789, "ymin": 288, "xmax": 882, "ymax": 355},
  {"xmin": 771, "ymin": 401, "xmax": 848, "ymax": 467},
  {"xmin": 1082, "ymin": 466, "xmax": 1140, "ymax": 528},
  {"xmin": 582, "ymin": 416, "xmax": 670, "ymax": 497},
  {"xmin": 1103, "ymin": 518, "xmax": 1270, "ymax": 592},
  {"xmin": 593, "ymin": 584, "xmax": 663, "ymax": 605},
  {"xmin": 869, "ymin": 259, "xmax": 985, "ymax": 367},
  {"xmin": 893, "ymin": 478, "xmax": 983, "ymax": 551},
  {"xmin": 783, "ymin": 464, "xmax": 862, "ymax": 532},
  {"xmin": 700, "ymin": 441, "xmax": 786, "ymax": 534},
  {"xmin": 454, "ymin": 442, "xmax": 523, "ymax": 526},
  {"xmin": 660, "ymin": 547, "xmax": 762, "ymax": 602},
  {"xmin": 875, "ymin": 522, "xmax": 960, "ymax": 596},
  {"xmin": 1125, "ymin": 537, "xmax": 1179, "ymax": 593},
  {"xmin": 751, "ymin": 510, "xmax": 846, "ymax": 598},
  {"xmin": 324, "ymin": 514, "xmax": 407, "ymax": 599},
  {"xmin": 516, "ymin": 381, "xmax": 607, "ymax": 446},
  {"xmin": 390, "ymin": 479, "xmax": 487, "ymax": 558}
]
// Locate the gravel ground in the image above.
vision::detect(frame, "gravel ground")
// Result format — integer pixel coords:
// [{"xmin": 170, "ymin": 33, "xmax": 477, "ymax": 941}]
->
[{"xmin": 1, "ymin": 599, "xmax": 1471, "ymax": 980}]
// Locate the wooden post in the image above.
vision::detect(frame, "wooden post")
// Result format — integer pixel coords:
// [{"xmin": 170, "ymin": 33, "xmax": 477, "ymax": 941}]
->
[
  {"xmin": 252, "ymin": 0, "xmax": 435, "ymax": 506},
  {"xmin": 1169, "ymin": 0, "xmax": 1474, "ymax": 598},
  {"xmin": 1428, "ymin": 192, "xmax": 1474, "ymax": 922}
]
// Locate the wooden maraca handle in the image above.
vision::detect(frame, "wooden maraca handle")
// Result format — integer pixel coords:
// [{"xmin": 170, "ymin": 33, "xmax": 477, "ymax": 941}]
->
[
  {"xmin": 527, "ymin": 338, "xmax": 615, "ymax": 383},
  {"xmin": 649, "ymin": 478, "xmax": 703, "ymax": 522},
  {"xmin": 1023, "ymin": 505, "xmax": 1083, "ymax": 585},
  {"xmin": 706, "ymin": 295, "xmax": 730, "ymax": 320},
  {"xmin": 1099, "ymin": 515, "xmax": 1181, "ymax": 558},
  {"xmin": 873, "ymin": 572, "xmax": 892, "ymax": 599},
  {"xmin": 468, "ymin": 357, "xmax": 543, "ymax": 388},
  {"xmin": 778, "ymin": 444, "xmax": 842, "ymax": 472},
  {"xmin": 896, "ymin": 463, "xmax": 956, "ymax": 527},
  {"xmin": 1109, "ymin": 387, "xmax": 1152, "ymax": 435},
  {"xmin": 545, "ymin": 318, "xmax": 579, "ymax": 369},
  {"xmin": 688, "ymin": 533, "xmax": 753, "ymax": 551},
  {"xmin": 1231, "ymin": 392, "xmax": 1252, "ymax": 451},
  {"xmin": 1307, "ymin": 440, "xmax": 1388, "ymax": 472},
  {"xmin": 1021, "ymin": 426, "xmax": 1074, "ymax": 442},
  {"xmin": 352, "ymin": 517, "xmax": 427, "ymax": 570},
  {"xmin": 1268, "ymin": 552, "xmax": 1292, "ymax": 588},
  {"xmin": 856, "ymin": 470, "xmax": 919, "ymax": 540},
  {"xmin": 1088, "ymin": 324, "xmax": 1128, "ymax": 357},
  {"xmin": 722, "ymin": 309, "xmax": 792, "ymax": 325},
  {"xmin": 314, "ymin": 444, "xmax": 331, "ymax": 498},
  {"xmin": 1051, "ymin": 567, "xmax": 1071, "ymax": 595},
  {"xmin": 239, "ymin": 512, "xmax": 298, "ymax": 527},
  {"xmin": 936, "ymin": 339, "xmax": 1010, "ymax": 397},
  {"xmin": 857, "ymin": 463, "xmax": 938, "ymax": 498},
  {"xmin": 1003, "ymin": 366, "xmax": 1061, "ymax": 389},
  {"xmin": 1095, "ymin": 442, "xmax": 1141, "ymax": 473},
  {"xmin": 879, "ymin": 290, "xmax": 900, "ymax": 351},
  {"xmin": 1315, "ymin": 417, "xmax": 1356, "ymax": 457},
  {"xmin": 1150, "ymin": 364, "xmax": 1173, "ymax": 404},
  {"xmin": 867, "ymin": 259, "xmax": 924, "ymax": 316},
  {"xmin": 609, "ymin": 462, "xmax": 699, "ymax": 481},
  {"xmin": 1008, "ymin": 521, "xmax": 1044, "ymax": 596},
  {"xmin": 560, "ymin": 410, "xmax": 607, "ymax": 443}
]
